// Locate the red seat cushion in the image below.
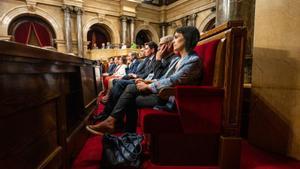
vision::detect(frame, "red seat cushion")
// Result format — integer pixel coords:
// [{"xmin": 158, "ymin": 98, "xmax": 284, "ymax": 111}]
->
[
  {"xmin": 194, "ymin": 39, "xmax": 220, "ymax": 85},
  {"xmin": 139, "ymin": 108, "xmax": 183, "ymax": 134}
]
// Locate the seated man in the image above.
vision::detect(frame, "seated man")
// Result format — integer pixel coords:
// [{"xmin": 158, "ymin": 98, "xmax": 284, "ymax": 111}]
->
[
  {"xmin": 87, "ymin": 26, "xmax": 202, "ymax": 134},
  {"xmin": 93, "ymin": 36, "xmax": 177, "ymax": 121},
  {"xmin": 126, "ymin": 52, "xmax": 140, "ymax": 74},
  {"xmin": 107, "ymin": 57, "xmax": 116, "ymax": 74}
]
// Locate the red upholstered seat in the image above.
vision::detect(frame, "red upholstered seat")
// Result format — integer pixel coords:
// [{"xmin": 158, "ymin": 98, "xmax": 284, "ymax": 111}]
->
[
  {"xmin": 139, "ymin": 108, "xmax": 182, "ymax": 134},
  {"xmin": 138, "ymin": 39, "xmax": 224, "ymax": 165},
  {"xmin": 194, "ymin": 39, "xmax": 220, "ymax": 85}
]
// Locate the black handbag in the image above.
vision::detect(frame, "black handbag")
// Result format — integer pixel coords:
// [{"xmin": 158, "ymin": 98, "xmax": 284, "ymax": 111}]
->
[{"xmin": 101, "ymin": 133, "xmax": 144, "ymax": 169}]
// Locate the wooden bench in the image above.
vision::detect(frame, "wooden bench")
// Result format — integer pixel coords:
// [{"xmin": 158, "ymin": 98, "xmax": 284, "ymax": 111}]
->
[{"xmin": 0, "ymin": 41, "xmax": 100, "ymax": 169}]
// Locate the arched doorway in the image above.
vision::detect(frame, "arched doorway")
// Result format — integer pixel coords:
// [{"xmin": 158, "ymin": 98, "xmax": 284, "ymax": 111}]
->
[
  {"xmin": 203, "ymin": 17, "xmax": 216, "ymax": 32},
  {"xmin": 135, "ymin": 30, "xmax": 152, "ymax": 48},
  {"xmin": 87, "ymin": 24, "xmax": 111, "ymax": 49},
  {"xmin": 8, "ymin": 15, "xmax": 56, "ymax": 48}
]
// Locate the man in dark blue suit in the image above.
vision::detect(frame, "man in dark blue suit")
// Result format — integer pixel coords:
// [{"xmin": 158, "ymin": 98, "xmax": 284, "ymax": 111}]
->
[
  {"xmin": 107, "ymin": 57, "xmax": 117, "ymax": 74},
  {"xmin": 126, "ymin": 52, "xmax": 140, "ymax": 74}
]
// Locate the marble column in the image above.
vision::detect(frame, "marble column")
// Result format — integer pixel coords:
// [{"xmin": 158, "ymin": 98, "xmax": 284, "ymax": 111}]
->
[
  {"xmin": 160, "ymin": 22, "xmax": 168, "ymax": 37},
  {"xmin": 62, "ymin": 5, "xmax": 73, "ymax": 53},
  {"xmin": 74, "ymin": 7, "xmax": 83, "ymax": 57},
  {"xmin": 182, "ymin": 17, "xmax": 188, "ymax": 26},
  {"xmin": 129, "ymin": 17, "xmax": 135, "ymax": 45},
  {"xmin": 216, "ymin": 0, "xmax": 255, "ymax": 83},
  {"xmin": 190, "ymin": 14, "xmax": 197, "ymax": 26},
  {"xmin": 120, "ymin": 16, "xmax": 127, "ymax": 45}
]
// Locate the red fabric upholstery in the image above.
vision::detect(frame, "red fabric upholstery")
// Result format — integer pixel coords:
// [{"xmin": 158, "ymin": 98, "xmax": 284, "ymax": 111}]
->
[
  {"xmin": 175, "ymin": 86, "xmax": 223, "ymax": 134},
  {"xmin": 137, "ymin": 40, "xmax": 223, "ymax": 165},
  {"xmin": 33, "ymin": 22, "xmax": 51, "ymax": 46},
  {"xmin": 14, "ymin": 22, "xmax": 52, "ymax": 47},
  {"xmin": 139, "ymin": 108, "xmax": 183, "ymax": 134},
  {"xmin": 14, "ymin": 22, "xmax": 31, "ymax": 44},
  {"xmin": 138, "ymin": 87, "xmax": 223, "ymax": 165},
  {"xmin": 194, "ymin": 40, "xmax": 220, "ymax": 85},
  {"xmin": 102, "ymin": 75, "xmax": 118, "ymax": 90}
]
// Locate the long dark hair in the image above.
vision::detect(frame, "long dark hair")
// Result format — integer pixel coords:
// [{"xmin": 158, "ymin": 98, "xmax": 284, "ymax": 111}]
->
[{"xmin": 175, "ymin": 26, "xmax": 200, "ymax": 52}]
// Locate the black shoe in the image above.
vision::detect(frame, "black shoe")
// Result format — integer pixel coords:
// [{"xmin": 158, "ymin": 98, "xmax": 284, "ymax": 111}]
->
[{"xmin": 92, "ymin": 113, "xmax": 109, "ymax": 123}]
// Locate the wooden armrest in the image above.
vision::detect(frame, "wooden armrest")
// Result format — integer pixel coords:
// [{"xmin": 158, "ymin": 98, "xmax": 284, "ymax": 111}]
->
[
  {"xmin": 158, "ymin": 87, "xmax": 176, "ymax": 100},
  {"xmin": 219, "ymin": 136, "xmax": 241, "ymax": 169}
]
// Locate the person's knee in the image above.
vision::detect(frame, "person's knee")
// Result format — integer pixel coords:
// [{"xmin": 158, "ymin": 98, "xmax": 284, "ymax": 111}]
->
[{"xmin": 125, "ymin": 84, "xmax": 137, "ymax": 93}]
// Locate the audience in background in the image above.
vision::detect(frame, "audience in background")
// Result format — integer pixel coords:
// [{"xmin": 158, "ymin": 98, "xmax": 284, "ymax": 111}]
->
[{"xmin": 86, "ymin": 26, "xmax": 202, "ymax": 134}]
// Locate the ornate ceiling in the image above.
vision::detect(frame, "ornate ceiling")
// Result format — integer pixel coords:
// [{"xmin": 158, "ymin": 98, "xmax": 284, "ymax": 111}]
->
[{"xmin": 142, "ymin": 0, "xmax": 178, "ymax": 6}]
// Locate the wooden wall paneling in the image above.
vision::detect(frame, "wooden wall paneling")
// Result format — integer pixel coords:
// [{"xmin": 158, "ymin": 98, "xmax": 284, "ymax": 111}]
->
[
  {"xmin": 66, "ymin": 65, "xmax": 98, "ymax": 168},
  {"xmin": 80, "ymin": 66, "xmax": 97, "ymax": 109},
  {"xmin": 0, "ymin": 72, "xmax": 64, "ymax": 169},
  {"xmin": 0, "ymin": 40, "xmax": 98, "ymax": 169},
  {"xmin": 94, "ymin": 66, "xmax": 102, "ymax": 94}
]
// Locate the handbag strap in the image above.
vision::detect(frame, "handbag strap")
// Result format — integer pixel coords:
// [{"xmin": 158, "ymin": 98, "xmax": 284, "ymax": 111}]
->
[
  {"xmin": 104, "ymin": 133, "xmax": 143, "ymax": 162},
  {"xmin": 120, "ymin": 135, "xmax": 143, "ymax": 156},
  {"xmin": 117, "ymin": 134, "xmax": 143, "ymax": 162}
]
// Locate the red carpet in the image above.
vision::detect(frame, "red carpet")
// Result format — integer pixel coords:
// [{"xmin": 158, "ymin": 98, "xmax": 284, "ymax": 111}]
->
[
  {"xmin": 73, "ymin": 103, "xmax": 300, "ymax": 169},
  {"xmin": 72, "ymin": 135, "xmax": 300, "ymax": 169},
  {"xmin": 240, "ymin": 141, "xmax": 300, "ymax": 169}
]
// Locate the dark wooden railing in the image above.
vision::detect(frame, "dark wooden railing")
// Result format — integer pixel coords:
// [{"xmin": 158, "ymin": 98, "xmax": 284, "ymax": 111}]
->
[{"xmin": 0, "ymin": 41, "xmax": 101, "ymax": 169}]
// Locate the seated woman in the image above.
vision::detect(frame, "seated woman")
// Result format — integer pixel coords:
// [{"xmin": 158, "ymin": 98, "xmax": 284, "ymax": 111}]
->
[
  {"xmin": 86, "ymin": 26, "xmax": 202, "ymax": 134},
  {"xmin": 100, "ymin": 56, "xmax": 127, "ymax": 102}
]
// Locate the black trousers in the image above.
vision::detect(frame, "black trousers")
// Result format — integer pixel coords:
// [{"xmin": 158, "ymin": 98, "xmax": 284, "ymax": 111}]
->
[
  {"xmin": 110, "ymin": 84, "xmax": 161, "ymax": 132},
  {"xmin": 102, "ymin": 79, "xmax": 135, "ymax": 117}
]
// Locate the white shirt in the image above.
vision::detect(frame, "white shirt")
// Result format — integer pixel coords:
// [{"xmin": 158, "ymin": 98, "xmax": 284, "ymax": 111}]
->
[{"xmin": 113, "ymin": 64, "xmax": 127, "ymax": 77}]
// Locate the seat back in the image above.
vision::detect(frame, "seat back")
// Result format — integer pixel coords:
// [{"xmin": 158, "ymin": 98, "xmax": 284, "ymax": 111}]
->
[
  {"xmin": 176, "ymin": 86, "xmax": 224, "ymax": 134},
  {"xmin": 177, "ymin": 22, "xmax": 246, "ymax": 136},
  {"xmin": 184, "ymin": 21, "xmax": 246, "ymax": 136},
  {"xmin": 194, "ymin": 39, "xmax": 221, "ymax": 86}
]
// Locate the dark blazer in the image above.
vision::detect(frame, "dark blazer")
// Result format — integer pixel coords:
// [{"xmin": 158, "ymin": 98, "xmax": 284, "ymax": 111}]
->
[
  {"xmin": 107, "ymin": 63, "xmax": 117, "ymax": 74},
  {"xmin": 152, "ymin": 53, "xmax": 179, "ymax": 80},
  {"xmin": 126, "ymin": 59, "xmax": 140, "ymax": 74},
  {"xmin": 137, "ymin": 55, "xmax": 156, "ymax": 79}
]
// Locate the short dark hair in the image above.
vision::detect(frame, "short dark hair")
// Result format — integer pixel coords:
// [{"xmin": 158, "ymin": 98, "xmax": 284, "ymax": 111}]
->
[
  {"xmin": 130, "ymin": 52, "xmax": 138, "ymax": 59},
  {"xmin": 175, "ymin": 26, "xmax": 200, "ymax": 52},
  {"xmin": 145, "ymin": 41, "xmax": 158, "ymax": 53},
  {"xmin": 121, "ymin": 55, "xmax": 127, "ymax": 64}
]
